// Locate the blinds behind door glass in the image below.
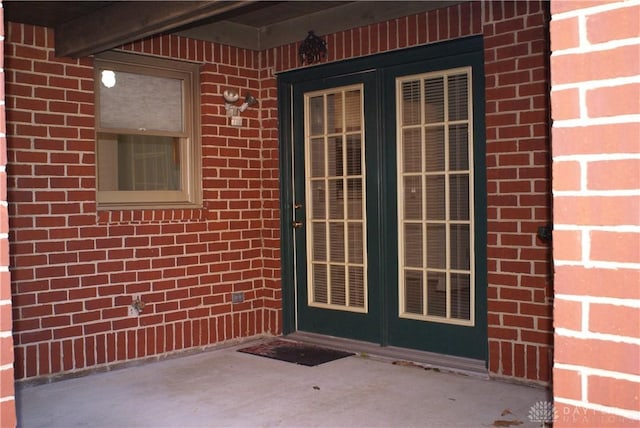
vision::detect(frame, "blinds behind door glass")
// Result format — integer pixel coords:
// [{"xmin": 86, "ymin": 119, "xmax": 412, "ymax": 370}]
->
[
  {"xmin": 306, "ymin": 86, "xmax": 367, "ymax": 312},
  {"xmin": 398, "ymin": 68, "xmax": 474, "ymax": 325}
]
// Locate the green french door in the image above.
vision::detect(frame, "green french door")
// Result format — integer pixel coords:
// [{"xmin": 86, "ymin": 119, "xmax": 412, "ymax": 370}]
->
[
  {"xmin": 283, "ymin": 37, "xmax": 487, "ymax": 362},
  {"xmin": 292, "ymin": 71, "xmax": 382, "ymax": 343}
]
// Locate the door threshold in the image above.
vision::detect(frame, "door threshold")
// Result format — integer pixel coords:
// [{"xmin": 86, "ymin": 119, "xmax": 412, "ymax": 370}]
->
[{"xmin": 285, "ymin": 331, "xmax": 488, "ymax": 378}]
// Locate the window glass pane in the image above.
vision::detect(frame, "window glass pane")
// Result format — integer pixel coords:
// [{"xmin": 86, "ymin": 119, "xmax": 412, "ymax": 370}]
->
[
  {"xmin": 98, "ymin": 133, "xmax": 181, "ymax": 191},
  {"xmin": 99, "ymin": 70, "xmax": 183, "ymax": 132}
]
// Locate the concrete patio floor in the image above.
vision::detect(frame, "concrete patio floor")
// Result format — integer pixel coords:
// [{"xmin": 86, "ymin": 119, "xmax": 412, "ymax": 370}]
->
[{"xmin": 16, "ymin": 338, "xmax": 550, "ymax": 428}]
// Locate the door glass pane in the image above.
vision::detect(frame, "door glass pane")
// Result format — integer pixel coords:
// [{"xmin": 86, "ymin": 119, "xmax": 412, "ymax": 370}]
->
[
  {"xmin": 398, "ymin": 68, "xmax": 474, "ymax": 324},
  {"xmin": 310, "ymin": 138, "xmax": 325, "ymax": 177},
  {"xmin": 450, "ymin": 175, "xmax": 469, "ymax": 221},
  {"xmin": 449, "ymin": 125, "xmax": 469, "ymax": 171},
  {"xmin": 327, "ymin": 93, "xmax": 343, "ymax": 134},
  {"xmin": 450, "ymin": 224, "xmax": 470, "ymax": 270},
  {"xmin": 311, "ymin": 181, "xmax": 325, "ymax": 219},
  {"xmin": 348, "ymin": 223, "xmax": 364, "ymax": 263},
  {"xmin": 309, "ymin": 96, "xmax": 324, "ymax": 135},
  {"xmin": 313, "ymin": 264, "xmax": 328, "ymax": 304},
  {"xmin": 330, "ymin": 265, "xmax": 346, "ymax": 306},
  {"xmin": 401, "ymin": 80, "xmax": 421, "ymax": 126},
  {"xmin": 404, "ymin": 176, "xmax": 422, "ymax": 220},
  {"xmin": 402, "ymin": 128, "xmax": 422, "ymax": 172},
  {"xmin": 448, "ymin": 74, "xmax": 469, "ymax": 121},
  {"xmin": 424, "ymin": 77, "xmax": 444, "ymax": 123},
  {"xmin": 404, "ymin": 271, "xmax": 423, "ymax": 314},
  {"xmin": 426, "ymin": 224, "xmax": 446, "ymax": 269},
  {"xmin": 425, "ymin": 127, "xmax": 445, "ymax": 172},
  {"xmin": 451, "ymin": 273, "xmax": 471, "ymax": 320},
  {"xmin": 312, "ymin": 224, "xmax": 326, "ymax": 261},
  {"xmin": 349, "ymin": 267, "xmax": 365, "ymax": 308},
  {"xmin": 426, "ymin": 176, "xmax": 445, "ymax": 221},
  {"xmin": 305, "ymin": 85, "xmax": 367, "ymax": 313},
  {"xmin": 404, "ymin": 224, "xmax": 423, "ymax": 267},
  {"xmin": 427, "ymin": 272, "xmax": 446, "ymax": 317},
  {"xmin": 329, "ymin": 223, "xmax": 345, "ymax": 262}
]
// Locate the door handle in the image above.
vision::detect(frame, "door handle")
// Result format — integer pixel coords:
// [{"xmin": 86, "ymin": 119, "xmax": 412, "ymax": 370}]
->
[{"xmin": 292, "ymin": 221, "xmax": 303, "ymax": 229}]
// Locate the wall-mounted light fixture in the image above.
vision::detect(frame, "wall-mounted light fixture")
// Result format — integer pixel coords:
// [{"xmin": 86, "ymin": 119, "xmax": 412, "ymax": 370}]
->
[{"xmin": 223, "ymin": 89, "xmax": 258, "ymax": 127}]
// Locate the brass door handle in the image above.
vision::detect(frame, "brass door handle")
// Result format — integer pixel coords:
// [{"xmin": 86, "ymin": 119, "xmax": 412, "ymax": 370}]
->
[{"xmin": 292, "ymin": 221, "xmax": 303, "ymax": 229}]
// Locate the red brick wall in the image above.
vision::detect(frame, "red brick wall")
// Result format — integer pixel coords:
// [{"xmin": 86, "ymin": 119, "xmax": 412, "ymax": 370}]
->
[
  {"xmin": 6, "ymin": 0, "xmax": 552, "ymax": 385},
  {"xmin": 5, "ymin": 23, "xmax": 280, "ymax": 380},
  {"xmin": 269, "ymin": 0, "xmax": 552, "ymax": 384},
  {"xmin": 551, "ymin": 0, "xmax": 640, "ymax": 425},
  {"xmin": 1, "ymin": 3, "xmax": 18, "ymax": 427}
]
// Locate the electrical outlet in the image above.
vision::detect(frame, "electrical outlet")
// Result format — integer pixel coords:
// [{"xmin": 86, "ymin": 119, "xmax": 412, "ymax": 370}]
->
[
  {"xmin": 128, "ymin": 294, "xmax": 142, "ymax": 317},
  {"xmin": 232, "ymin": 292, "xmax": 244, "ymax": 303},
  {"xmin": 128, "ymin": 305, "xmax": 138, "ymax": 317}
]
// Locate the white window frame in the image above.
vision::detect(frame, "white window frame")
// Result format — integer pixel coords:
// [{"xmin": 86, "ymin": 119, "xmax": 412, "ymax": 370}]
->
[{"xmin": 94, "ymin": 51, "xmax": 202, "ymax": 210}]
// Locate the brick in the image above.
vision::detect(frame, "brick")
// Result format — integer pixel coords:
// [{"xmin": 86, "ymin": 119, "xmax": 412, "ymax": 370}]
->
[
  {"xmin": 550, "ymin": 16, "xmax": 580, "ymax": 51},
  {"xmin": 551, "ymin": 88, "xmax": 581, "ymax": 121},
  {"xmin": 552, "ymin": 123, "xmax": 640, "ymax": 156},
  {"xmin": 555, "ymin": 336, "xmax": 640, "ymax": 375},
  {"xmin": 590, "ymin": 303, "xmax": 639, "ymax": 338},
  {"xmin": 554, "ymin": 402, "xmax": 639, "ymax": 428},
  {"xmin": 588, "ymin": 375, "xmax": 640, "ymax": 412},
  {"xmin": 553, "ymin": 366, "xmax": 582, "ymax": 401},
  {"xmin": 551, "ymin": 45, "xmax": 640, "ymax": 85},
  {"xmin": 553, "ymin": 229, "xmax": 582, "ymax": 262},
  {"xmin": 588, "ymin": 159, "xmax": 640, "ymax": 191},
  {"xmin": 586, "ymin": 5, "xmax": 640, "ymax": 45},
  {"xmin": 590, "ymin": 231, "xmax": 639, "ymax": 264},
  {"xmin": 587, "ymin": 83, "xmax": 640, "ymax": 118},
  {"xmin": 555, "ymin": 195, "xmax": 639, "ymax": 226}
]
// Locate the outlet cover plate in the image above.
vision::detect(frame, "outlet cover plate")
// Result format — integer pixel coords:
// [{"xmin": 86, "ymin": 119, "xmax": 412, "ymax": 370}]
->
[{"xmin": 232, "ymin": 292, "xmax": 244, "ymax": 303}]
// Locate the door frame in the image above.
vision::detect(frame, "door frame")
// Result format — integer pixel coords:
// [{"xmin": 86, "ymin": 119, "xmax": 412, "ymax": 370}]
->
[{"xmin": 278, "ymin": 36, "xmax": 487, "ymax": 360}]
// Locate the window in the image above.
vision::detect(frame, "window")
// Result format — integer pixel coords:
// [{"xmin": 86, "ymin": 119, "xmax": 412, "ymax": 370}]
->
[
  {"xmin": 397, "ymin": 67, "xmax": 474, "ymax": 326},
  {"xmin": 95, "ymin": 52, "xmax": 201, "ymax": 209}
]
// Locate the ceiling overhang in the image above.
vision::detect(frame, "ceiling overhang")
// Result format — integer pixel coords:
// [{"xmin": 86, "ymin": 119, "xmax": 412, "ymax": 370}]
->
[{"xmin": 4, "ymin": 1, "xmax": 462, "ymax": 58}]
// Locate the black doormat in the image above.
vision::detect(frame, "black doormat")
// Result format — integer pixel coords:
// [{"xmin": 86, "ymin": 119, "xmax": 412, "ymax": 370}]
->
[{"xmin": 237, "ymin": 339, "xmax": 354, "ymax": 366}]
